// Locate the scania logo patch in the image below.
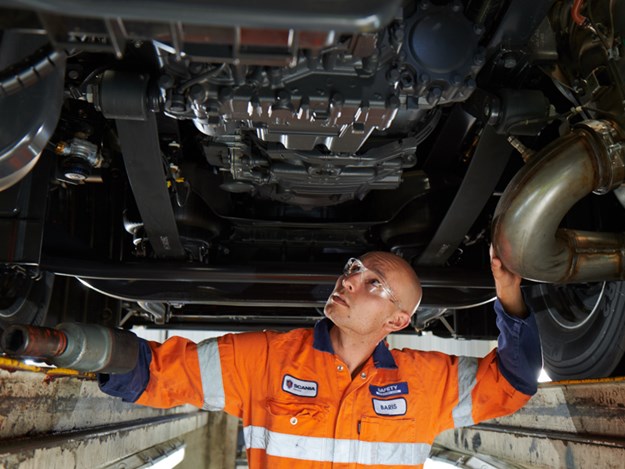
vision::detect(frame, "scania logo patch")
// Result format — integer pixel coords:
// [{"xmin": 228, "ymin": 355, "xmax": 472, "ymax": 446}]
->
[
  {"xmin": 282, "ymin": 374, "xmax": 318, "ymax": 397},
  {"xmin": 369, "ymin": 382, "xmax": 409, "ymax": 397},
  {"xmin": 372, "ymin": 397, "xmax": 407, "ymax": 416}
]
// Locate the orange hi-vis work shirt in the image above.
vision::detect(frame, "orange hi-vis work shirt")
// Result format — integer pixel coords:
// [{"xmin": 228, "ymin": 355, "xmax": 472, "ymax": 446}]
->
[{"xmin": 100, "ymin": 300, "xmax": 541, "ymax": 468}]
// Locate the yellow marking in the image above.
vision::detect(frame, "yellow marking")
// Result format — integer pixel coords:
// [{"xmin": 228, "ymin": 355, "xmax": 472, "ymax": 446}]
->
[
  {"xmin": 0, "ymin": 356, "xmax": 96, "ymax": 380},
  {"xmin": 541, "ymin": 375, "xmax": 625, "ymax": 387}
]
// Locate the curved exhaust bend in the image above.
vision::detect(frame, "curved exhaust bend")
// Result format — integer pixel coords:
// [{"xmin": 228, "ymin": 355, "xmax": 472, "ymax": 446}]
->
[{"xmin": 492, "ymin": 120, "xmax": 625, "ymax": 283}]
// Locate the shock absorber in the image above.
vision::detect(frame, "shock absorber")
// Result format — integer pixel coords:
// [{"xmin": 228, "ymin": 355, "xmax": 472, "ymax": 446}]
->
[{"xmin": 0, "ymin": 323, "xmax": 139, "ymax": 373}]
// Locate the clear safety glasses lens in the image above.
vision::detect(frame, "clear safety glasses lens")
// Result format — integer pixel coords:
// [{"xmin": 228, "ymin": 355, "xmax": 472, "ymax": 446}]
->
[{"xmin": 342, "ymin": 258, "xmax": 401, "ymax": 308}]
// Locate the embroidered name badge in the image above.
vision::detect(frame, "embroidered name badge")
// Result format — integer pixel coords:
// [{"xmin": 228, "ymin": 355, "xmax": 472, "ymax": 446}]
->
[
  {"xmin": 282, "ymin": 374, "xmax": 318, "ymax": 398},
  {"xmin": 369, "ymin": 382, "xmax": 409, "ymax": 397},
  {"xmin": 372, "ymin": 398, "xmax": 407, "ymax": 416}
]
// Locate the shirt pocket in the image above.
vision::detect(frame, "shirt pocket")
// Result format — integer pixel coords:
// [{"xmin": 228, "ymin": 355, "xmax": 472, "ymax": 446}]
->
[
  {"xmin": 359, "ymin": 415, "xmax": 418, "ymax": 443},
  {"xmin": 358, "ymin": 416, "xmax": 421, "ymax": 466},
  {"xmin": 265, "ymin": 398, "xmax": 330, "ymax": 437}
]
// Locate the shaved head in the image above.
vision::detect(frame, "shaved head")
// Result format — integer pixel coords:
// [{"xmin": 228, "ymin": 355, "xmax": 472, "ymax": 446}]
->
[{"xmin": 360, "ymin": 252, "xmax": 422, "ymax": 316}]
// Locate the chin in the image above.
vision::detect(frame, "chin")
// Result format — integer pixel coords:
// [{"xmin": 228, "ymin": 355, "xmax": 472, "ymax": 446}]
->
[{"xmin": 324, "ymin": 300, "xmax": 344, "ymax": 319}]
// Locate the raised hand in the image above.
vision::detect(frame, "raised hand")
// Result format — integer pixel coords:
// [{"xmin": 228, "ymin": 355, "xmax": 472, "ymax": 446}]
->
[{"xmin": 490, "ymin": 245, "xmax": 528, "ymax": 318}]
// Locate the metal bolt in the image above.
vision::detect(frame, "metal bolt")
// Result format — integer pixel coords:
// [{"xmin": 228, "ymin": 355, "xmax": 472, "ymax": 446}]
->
[
  {"xmin": 427, "ymin": 87, "xmax": 442, "ymax": 105},
  {"xmin": 158, "ymin": 74, "xmax": 175, "ymax": 89},
  {"xmin": 474, "ymin": 24, "xmax": 485, "ymax": 35},
  {"xmin": 400, "ymin": 71, "xmax": 414, "ymax": 88},
  {"xmin": 419, "ymin": 0, "xmax": 431, "ymax": 10},
  {"xmin": 473, "ymin": 49, "xmax": 486, "ymax": 66},
  {"xmin": 170, "ymin": 94, "xmax": 186, "ymax": 112},
  {"xmin": 68, "ymin": 70, "xmax": 80, "ymax": 80},
  {"xmin": 503, "ymin": 55, "xmax": 517, "ymax": 69},
  {"xmin": 420, "ymin": 73, "xmax": 431, "ymax": 85},
  {"xmin": 450, "ymin": 0, "xmax": 463, "ymax": 13},
  {"xmin": 189, "ymin": 84, "xmax": 208, "ymax": 103},
  {"xmin": 387, "ymin": 68, "xmax": 400, "ymax": 84}
]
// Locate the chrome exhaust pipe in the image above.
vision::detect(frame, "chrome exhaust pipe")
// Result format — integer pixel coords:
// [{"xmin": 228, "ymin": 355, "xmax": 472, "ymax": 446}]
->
[
  {"xmin": 0, "ymin": 323, "xmax": 139, "ymax": 373},
  {"xmin": 492, "ymin": 120, "xmax": 625, "ymax": 283}
]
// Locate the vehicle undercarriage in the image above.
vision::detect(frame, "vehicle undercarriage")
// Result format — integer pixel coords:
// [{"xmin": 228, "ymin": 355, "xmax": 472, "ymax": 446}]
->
[{"xmin": 1, "ymin": 0, "xmax": 625, "ymax": 379}]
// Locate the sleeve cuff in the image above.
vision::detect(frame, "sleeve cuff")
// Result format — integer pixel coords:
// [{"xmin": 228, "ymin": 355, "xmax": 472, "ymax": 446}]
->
[{"xmin": 98, "ymin": 338, "xmax": 152, "ymax": 402}]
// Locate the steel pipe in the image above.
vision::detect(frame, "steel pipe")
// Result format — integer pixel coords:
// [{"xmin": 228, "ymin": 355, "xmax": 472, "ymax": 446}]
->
[
  {"xmin": 1, "ymin": 323, "xmax": 139, "ymax": 373},
  {"xmin": 0, "ymin": 325, "xmax": 67, "ymax": 358},
  {"xmin": 492, "ymin": 120, "xmax": 625, "ymax": 283}
]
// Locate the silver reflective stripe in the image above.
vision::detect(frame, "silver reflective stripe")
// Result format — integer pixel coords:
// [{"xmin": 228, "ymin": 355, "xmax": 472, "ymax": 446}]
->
[
  {"xmin": 197, "ymin": 338, "xmax": 225, "ymax": 411},
  {"xmin": 452, "ymin": 356, "xmax": 478, "ymax": 427},
  {"xmin": 243, "ymin": 425, "xmax": 431, "ymax": 466}
]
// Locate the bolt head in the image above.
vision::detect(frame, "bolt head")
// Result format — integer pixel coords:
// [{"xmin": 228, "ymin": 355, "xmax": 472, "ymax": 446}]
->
[
  {"xmin": 387, "ymin": 68, "xmax": 401, "ymax": 84},
  {"xmin": 189, "ymin": 84, "xmax": 207, "ymax": 103},
  {"xmin": 427, "ymin": 87, "xmax": 442, "ymax": 104},
  {"xmin": 503, "ymin": 55, "xmax": 517, "ymax": 69},
  {"xmin": 473, "ymin": 52, "xmax": 486, "ymax": 66}
]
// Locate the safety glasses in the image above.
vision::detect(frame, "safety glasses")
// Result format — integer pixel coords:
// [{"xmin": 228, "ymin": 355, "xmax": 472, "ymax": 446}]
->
[{"xmin": 342, "ymin": 258, "xmax": 403, "ymax": 310}]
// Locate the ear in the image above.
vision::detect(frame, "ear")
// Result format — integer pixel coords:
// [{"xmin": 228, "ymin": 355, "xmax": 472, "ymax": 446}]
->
[{"xmin": 385, "ymin": 310, "xmax": 411, "ymax": 332}]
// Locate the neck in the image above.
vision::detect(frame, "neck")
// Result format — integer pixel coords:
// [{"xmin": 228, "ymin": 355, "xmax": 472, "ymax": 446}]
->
[{"xmin": 329, "ymin": 327, "xmax": 382, "ymax": 376}]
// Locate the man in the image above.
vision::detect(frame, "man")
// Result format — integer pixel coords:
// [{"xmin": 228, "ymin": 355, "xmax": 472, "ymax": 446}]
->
[{"xmin": 100, "ymin": 251, "xmax": 542, "ymax": 468}]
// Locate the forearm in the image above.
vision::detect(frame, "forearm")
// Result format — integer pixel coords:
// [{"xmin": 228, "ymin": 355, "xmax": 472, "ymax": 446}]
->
[{"xmin": 496, "ymin": 285, "xmax": 528, "ymax": 319}]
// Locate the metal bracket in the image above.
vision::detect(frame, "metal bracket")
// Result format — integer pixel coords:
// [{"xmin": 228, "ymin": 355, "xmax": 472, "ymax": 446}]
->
[
  {"xmin": 100, "ymin": 71, "xmax": 186, "ymax": 259},
  {"xmin": 418, "ymin": 125, "xmax": 512, "ymax": 266}
]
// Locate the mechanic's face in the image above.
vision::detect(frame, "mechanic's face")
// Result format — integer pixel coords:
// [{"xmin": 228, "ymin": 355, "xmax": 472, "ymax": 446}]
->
[{"xmin": 324, "ymin": 252, "xmax": 421, "ymax": 337}]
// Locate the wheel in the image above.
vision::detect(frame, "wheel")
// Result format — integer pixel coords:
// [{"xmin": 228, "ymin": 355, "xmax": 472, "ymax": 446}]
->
[
  {"xmin": 525, "ymin": 281, "xmax": 625, "ymax": 380},
  {"xmin": 0, "ymin": 269, "xmax": 54, "ymax": 329}
]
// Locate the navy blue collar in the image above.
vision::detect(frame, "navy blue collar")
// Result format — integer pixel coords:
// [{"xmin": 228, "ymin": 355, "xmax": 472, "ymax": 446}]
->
[{"xmin": 313, "ymin": 318, "xmax": 398, "ymax": 369}]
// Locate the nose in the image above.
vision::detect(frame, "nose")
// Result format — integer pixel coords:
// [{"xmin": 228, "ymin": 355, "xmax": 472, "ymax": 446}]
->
[{"xmin": 341, "ymin": 273, "xmax": 357, "ymax": 291}]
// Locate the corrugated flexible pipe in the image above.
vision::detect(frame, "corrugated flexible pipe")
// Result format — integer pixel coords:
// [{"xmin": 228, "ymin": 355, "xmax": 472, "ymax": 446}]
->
[{"xmin": 492, "ymin": 120, "xmax": 625, "ymax": 283}]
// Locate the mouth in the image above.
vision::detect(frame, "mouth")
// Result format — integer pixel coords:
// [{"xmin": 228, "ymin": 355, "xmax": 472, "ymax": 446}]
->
[{"xmin": 331, "ymin": 293, "xmax": 348, "ymax": 307}]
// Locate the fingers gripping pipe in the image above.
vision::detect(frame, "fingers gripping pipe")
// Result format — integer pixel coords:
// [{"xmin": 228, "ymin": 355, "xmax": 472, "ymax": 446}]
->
[
  {"xmin": 492, "ymin": 120, "xmax": 625, "ymax": 283},
  {"xmin": 0, "ymin": 323, "xmax": 139, "ymax": 373}
]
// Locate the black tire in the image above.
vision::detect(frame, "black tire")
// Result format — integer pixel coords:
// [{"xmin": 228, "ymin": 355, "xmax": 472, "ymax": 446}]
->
[
  {"xmin": 525, "ymin": 281, "xmax": 625, "ymax": 380},
  {"xmin": 0, "ymin": 269, "xmax": 54, "ymax": 329}
]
